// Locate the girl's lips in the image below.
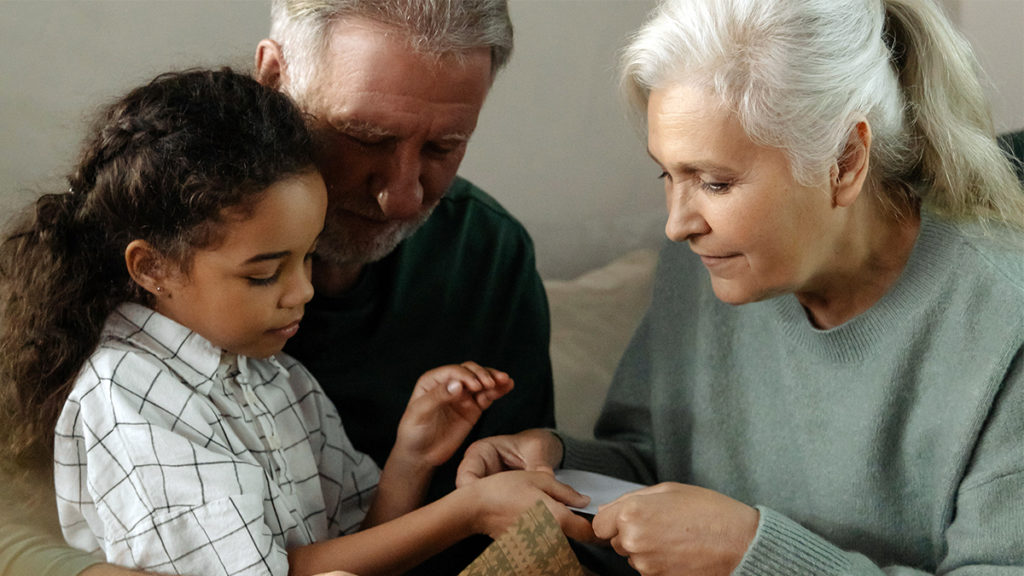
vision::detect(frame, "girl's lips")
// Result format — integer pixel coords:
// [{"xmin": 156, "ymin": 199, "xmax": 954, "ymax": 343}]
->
[{"xmin": 269, "ymin": 320, "xmax": 301, "ymax": 339}]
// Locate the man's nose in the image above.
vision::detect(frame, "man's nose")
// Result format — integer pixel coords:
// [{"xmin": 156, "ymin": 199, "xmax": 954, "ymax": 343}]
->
[{"xmin": 376, "ymin": 152, "xmax": 424, "ymax": 219}]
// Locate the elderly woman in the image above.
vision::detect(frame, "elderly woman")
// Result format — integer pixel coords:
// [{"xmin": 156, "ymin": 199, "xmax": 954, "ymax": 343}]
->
[{"xmin": 456, "ymin": 0, "xmax": 1024, "ymax": 574}]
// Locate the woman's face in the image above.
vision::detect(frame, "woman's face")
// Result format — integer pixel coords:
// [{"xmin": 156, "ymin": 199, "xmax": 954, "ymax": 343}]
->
[{"xmin": 647, "ymin": 83, "xmax": 842, "ymax": 305}]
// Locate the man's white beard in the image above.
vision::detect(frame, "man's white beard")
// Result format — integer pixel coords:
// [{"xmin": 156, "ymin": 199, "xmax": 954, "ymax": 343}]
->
[{"xmin": 315, "ymin": 207, "xmax": 435, "ymax": 267}]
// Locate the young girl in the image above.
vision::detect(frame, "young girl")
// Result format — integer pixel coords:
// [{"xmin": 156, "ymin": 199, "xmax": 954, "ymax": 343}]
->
[{"xmin": 0, "ymin": 69, "xmax": 590, "ymax": 576}]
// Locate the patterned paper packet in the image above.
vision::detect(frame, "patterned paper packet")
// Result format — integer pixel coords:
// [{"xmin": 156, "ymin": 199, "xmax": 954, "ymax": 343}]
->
[{"xmin": 459, "ymin": 499, "xmax": 588, "ymax": 576}]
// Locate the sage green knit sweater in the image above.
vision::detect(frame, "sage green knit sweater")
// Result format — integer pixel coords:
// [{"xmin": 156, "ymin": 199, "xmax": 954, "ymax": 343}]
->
[{"xmin": 561, "ymin": 212, "xmax": 1024, "ymax": 574}]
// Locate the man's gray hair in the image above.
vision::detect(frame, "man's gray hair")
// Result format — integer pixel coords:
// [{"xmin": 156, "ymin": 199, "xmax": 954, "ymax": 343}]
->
[{"xmin": 270, "ymin": 0, "xmax": 513, "ymax": 95}]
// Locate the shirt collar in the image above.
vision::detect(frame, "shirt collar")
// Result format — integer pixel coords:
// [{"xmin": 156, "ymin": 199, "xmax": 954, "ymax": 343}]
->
[{"xmin": 106, "ymin": 302, "xmax": 226, "ymax": 395}]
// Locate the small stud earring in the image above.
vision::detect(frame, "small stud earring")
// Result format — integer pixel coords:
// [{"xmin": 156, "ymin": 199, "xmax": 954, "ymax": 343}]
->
[{"xmin": 156, "ymin": 286, "xmax": 163, "ymax": 293}]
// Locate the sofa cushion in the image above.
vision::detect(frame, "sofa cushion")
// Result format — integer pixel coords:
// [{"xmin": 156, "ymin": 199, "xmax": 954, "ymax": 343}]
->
[{"xmin": 544, "ymin": 248, "xmax": 657, "ymax": 438}]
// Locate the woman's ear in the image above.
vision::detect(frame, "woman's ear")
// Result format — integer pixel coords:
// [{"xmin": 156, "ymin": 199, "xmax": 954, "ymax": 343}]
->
[
  {"xmin": 831, "ymin": 120, "xmax": 872, "ymax": 208},
  {"xmin": 125, "ymin": 239, "xmax": 173, "ymax": 299}
]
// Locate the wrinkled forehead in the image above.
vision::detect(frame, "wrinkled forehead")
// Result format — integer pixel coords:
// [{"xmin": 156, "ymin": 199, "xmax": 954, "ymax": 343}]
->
[{"xmin": 318, "ymin": 17, "xmax": 492, "ymax": 80}]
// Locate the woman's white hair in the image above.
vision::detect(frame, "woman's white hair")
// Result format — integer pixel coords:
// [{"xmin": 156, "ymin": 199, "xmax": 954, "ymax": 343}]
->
[
  {"xmin": 269, "ymin": 0, "xmax": 513, "ymax": 97},
  {"xmin": 622, "ymin": 0, "xmax": 1024, "ymax": 226}
]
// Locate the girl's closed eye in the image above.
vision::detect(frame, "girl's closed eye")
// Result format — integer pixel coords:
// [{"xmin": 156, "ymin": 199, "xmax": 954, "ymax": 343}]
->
[{"xmin": 247, "ymin": 268, "xmax": 281, "ymax": 286}]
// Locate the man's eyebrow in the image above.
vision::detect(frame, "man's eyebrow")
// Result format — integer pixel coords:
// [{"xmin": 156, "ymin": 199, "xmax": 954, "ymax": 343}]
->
[
  {"xmin": 437, "ymin": 131, "xmax": 471, "ymax": 143},
  {"xmin": 336, "ymin": 120, "xmax": 393, "ymax": 138},
  {"xmin": 336, "ymin": 119, "xmax": 471, "ymax": 143}
]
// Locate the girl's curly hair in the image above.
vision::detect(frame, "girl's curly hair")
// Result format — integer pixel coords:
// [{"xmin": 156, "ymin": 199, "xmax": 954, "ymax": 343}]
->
[{"xmin": 0, "ymin": 68, "xmax": 316, "ymax": 468}]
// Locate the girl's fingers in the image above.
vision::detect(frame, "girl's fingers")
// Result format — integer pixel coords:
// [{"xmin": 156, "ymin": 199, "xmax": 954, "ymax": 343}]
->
[{"xmin": 460, "ymin": 361, "xmax": 496, "ymax": 390}]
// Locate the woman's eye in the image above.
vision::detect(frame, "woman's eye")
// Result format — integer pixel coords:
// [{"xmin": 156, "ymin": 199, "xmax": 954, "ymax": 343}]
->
[
  {"xmin": 657, "ymin": 171, "xmax": 670, "ymax": 181},
  {"xmin": 701, "ymin": 180, "xmax": 731, "ymax": 194}
]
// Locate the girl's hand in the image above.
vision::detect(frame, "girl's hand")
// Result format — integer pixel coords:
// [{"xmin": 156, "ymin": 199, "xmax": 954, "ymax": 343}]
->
[
  {"xmin": 456, "ymin": 470, "xmax": 595, "ymax": 543},
  {"xmin": 591, "ymin": 482, "xmax": 759, "ymax": 576},
  {"xmin": 394, "ymin": 362, "xmax": 514, "ymax": 470}
]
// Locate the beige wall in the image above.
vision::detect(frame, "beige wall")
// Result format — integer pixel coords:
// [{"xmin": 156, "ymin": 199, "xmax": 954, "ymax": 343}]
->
[
  {"xmin": 0, "ymin": 0, "xmax": 662, "ymax": 279},
  {"xmin": 942, "ymin": 0, "xmax": 1024, "ymax": 132},
  {"xmin": 1, "ymin": 0, "xmax": 1020, "ymax": 279}
]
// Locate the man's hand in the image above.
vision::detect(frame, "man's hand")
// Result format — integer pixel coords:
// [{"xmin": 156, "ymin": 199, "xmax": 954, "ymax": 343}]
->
[
  {"xmin": 455, "ymin": 428, "xmax": 564, "ymax": 487},
  {"xmin": 452, "ymin": 470, "xmax": 595, "ymax": 542}
]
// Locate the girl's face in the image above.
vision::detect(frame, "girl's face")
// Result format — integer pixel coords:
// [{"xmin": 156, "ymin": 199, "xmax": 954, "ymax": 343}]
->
[
  {"xmin": 647, "ymin": 83, "xmax": 841, "ymax": 305},
  {"xmin": 156, "ymin": 171, "xmax": 328, "ymax": 358}
]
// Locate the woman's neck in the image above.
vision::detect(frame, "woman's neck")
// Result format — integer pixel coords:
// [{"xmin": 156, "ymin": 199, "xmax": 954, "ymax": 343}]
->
[{"xmin": 796, "ymin": 201, "xmax": 921, "ymax": 329}]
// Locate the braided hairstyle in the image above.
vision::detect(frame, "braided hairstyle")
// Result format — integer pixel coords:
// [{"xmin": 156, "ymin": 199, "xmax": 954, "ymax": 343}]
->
[{"xmin": 0, "ymin": 68, "xmax": 315, "ymax": 467}]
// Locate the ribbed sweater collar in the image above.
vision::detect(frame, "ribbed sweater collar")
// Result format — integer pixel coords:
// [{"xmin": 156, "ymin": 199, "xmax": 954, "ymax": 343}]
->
[{"xmin": 770, "ymin": 212, "xmax": 955, "ymax": 363}]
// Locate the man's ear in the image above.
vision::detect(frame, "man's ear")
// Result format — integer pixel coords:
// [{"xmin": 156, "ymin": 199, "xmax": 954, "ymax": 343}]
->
[
  {"xmin": 255, "ymin": 39, "xmax": 286, "ymax": 90},
  {"xmin": 831, "ymin": 119, "xmax": 872, "ymax": 208},
  {"xmin": 125, "ymin": 239, "xmax": 173, "ymax": 299}
]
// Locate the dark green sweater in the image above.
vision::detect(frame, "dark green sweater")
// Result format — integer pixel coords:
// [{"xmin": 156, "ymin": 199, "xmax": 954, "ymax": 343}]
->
[{"xmin": 562, "ymin": 212, "xmax": 1024, "ymax": 574}]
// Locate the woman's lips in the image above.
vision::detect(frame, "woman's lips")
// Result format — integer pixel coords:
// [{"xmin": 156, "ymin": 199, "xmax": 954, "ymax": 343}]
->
[{"xmin": 699, "ymin": 253, "xmax": 739, "ymax": 267}]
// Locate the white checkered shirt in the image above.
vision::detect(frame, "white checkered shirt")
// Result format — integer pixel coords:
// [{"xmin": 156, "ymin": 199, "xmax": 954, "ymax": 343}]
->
[{"xmin": 54, "ymin": 303, "xmax": 380, "ymax": 576}]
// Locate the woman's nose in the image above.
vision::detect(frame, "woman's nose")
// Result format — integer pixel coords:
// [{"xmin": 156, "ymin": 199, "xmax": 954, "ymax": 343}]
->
[{"xmin": 664, "ymin": 190, "xmax": 709, "ymax": 242}]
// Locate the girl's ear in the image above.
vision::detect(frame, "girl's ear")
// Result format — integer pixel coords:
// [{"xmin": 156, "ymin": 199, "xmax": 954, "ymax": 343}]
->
[
  {"xmin": 125, "ymin": 239, "xmax": 172, "ymax": 298},
  {"xmin": 831, "ymin": 119, "xmax": 872, "ymax": 208}
]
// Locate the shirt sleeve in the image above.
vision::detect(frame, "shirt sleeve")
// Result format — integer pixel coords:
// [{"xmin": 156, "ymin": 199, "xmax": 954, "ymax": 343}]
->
[
  {"xmin": 285, "ymin": 360, "xmax": 379, "ymax": 537},
  {"xmin": 55, "ymin": 352, "xmax": 289, "ymax": 576}
]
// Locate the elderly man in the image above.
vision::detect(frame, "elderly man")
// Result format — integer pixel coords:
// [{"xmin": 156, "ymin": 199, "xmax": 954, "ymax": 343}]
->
[
  {"xmin": 1, "ymin": 1, "xmax": 553, "ymax": 575},
  {"xmin": 263, "ymin": 0, "xmax": 555, "ymax": 571}
]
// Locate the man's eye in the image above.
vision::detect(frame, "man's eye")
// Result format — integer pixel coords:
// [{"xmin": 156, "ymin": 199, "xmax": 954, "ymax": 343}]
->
[
  {"xmin": 347, "ymin": 134, "xmax": 382, "ymax": 147},
  {"xmin": 426, "ymin": 142, "xmax": 459, "ymax": 156}
]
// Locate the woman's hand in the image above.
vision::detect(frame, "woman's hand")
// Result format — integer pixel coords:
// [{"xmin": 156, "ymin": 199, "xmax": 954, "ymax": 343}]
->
[
  {"xmin": 454, "ymin": 470, "xmax": 596, "ymax": 543},
  {"xmin": 456, "ymin": 429, "xmax": 564, "ymax": 487},
  {"xmin": 393, "ymin": 362, "xmax": 514, "ymax": 470},
  {"xmin": 592, "ymin": 482, "xmax": 759, "ymax": 576}
]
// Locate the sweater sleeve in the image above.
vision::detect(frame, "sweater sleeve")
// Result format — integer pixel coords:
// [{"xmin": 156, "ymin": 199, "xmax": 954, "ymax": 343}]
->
[
  {"xmin": 0, "ymin": 455, "xmax": 100, "ymax": 576},
  {"xmin": 470, "ymin": 222, "xmax": 556, "ymax": 437},
  {"xmin": 0, "ymin": 524, "xmax": 100, "ymax": 576}
]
